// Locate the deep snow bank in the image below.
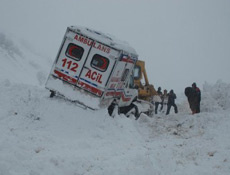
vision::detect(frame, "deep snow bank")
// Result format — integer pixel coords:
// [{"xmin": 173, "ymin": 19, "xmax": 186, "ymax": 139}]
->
[
  {"xmin": 136, "ymin": 80, "xmax": 230, "ymax": 175},
  {"xmin": 0, "ymin": 78, "xmax": 230, "ymax": 175},
  {"xmin": 201, "ymin": 80, "xmax": 230, "ymax": 111},
  {"xmin": 0, "ymin": 80, "xmax": 157, "ymax": 175}
]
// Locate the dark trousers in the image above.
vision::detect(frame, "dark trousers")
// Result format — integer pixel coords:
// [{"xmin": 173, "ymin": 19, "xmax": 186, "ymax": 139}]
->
[
  {"xmin": 155, "ymin": 102, "xmax": 162, "ymax": 114},
  {"xmin": 166, "ymin": 103, "xmax": 178, "ymax": 115}
]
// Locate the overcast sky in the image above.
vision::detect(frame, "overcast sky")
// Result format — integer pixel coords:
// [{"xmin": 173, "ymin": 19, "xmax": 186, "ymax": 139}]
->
[{"xmin": 1, "ymin": 0, "xmax": 230, "ymax": 93}]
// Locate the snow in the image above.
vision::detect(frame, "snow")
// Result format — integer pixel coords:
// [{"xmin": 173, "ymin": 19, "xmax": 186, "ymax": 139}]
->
[{"xmin": 0, "ymin": 32, "xmax": 230, "ymax": 175}]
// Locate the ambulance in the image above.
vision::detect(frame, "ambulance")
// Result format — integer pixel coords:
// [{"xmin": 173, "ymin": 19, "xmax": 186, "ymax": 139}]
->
[{"xmin": 45, "ymin": 26, "xmax": 145, "ymax": 116}]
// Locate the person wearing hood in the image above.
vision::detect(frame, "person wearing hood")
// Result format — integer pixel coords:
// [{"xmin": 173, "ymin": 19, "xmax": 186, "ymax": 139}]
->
[
  {"xmin": 166, "ymin": 89, "xmax": 178, "ymax": 115},
  {"xmin": 184, "ymin": 82, "xmax": 201, "ymax": 114},
  {"xmin": 192, "ymin": 82, "xmax": 201, "ymax": 113}
]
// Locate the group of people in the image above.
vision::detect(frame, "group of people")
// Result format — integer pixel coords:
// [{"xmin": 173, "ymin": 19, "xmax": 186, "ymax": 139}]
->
[
  {"xmin": 152, "ymin": 87, "xmax": 178, "ymax": 115},
  {"xmin": 152, "ymin": 82, "xmax": 201, "ymax": 115}
]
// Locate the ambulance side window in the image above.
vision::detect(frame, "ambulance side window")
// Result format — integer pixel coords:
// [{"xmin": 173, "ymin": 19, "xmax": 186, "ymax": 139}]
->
[
  {"xmin": 129, "ymin": 75, "xmax": 135, "ymax": 88},
  {"xmin": 125, "ymin": 74, "xmax": 135, "ymax": 89},
  {"xmin": 66, "ymin": 43, "xmax": 84, "ymax": 61},
  {"xmin": 91, "ymin": 54, "xmax": 109, "ymax": 72},
  {"xmin": 134, "ymin": 65, "xmax": 141, "ymax": 80}
]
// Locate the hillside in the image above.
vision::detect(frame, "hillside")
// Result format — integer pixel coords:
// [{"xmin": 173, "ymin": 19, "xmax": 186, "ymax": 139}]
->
[{"xmin": 0, "ymin": 33, "xmax": 230, "ymax": 175}]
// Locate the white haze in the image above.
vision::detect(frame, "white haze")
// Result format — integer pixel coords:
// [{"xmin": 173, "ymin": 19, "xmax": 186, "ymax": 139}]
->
[{"xmin": 1, "ymin": 0, "xmax": 230, "ymax": 93}]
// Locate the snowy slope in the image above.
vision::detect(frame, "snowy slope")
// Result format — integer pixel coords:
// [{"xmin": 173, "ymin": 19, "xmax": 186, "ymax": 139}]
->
[
  {"xmin": 0, "ymin": 32, "xmax": 52, "ymax": 86},
  {"xmin": 0, "ymin": 33, "xmax": 230, "ymax": 175}
]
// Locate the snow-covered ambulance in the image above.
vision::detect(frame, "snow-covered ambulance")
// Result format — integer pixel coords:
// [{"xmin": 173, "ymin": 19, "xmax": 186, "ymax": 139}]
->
[{"xmin": 45, "ymin": 26, "xmax": 139, "ymax": 110}]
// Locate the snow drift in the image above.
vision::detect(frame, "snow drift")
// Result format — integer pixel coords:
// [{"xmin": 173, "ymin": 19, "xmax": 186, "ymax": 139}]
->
[{"xmin": 202, "ymin": 80, "xmax": 230, "ymax": 111}]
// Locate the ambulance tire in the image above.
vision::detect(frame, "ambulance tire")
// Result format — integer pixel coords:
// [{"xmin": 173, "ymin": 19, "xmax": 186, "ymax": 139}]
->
[
  {"xmin": 50, "ymin": 90, "xmax": 56, "ymax": 98},
  {"xmin": 108, "ymin": 99, "xmax": 118, "ymax": 117},
  {"xmin": 119, "ymin": 103, "xmax": 140, "ymax": 120}
]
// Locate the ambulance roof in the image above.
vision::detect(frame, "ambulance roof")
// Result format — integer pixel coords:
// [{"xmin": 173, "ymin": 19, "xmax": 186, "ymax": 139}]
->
[{"xmin": 69, "ymin": 26, "xmax": 138, "ymax": 58}]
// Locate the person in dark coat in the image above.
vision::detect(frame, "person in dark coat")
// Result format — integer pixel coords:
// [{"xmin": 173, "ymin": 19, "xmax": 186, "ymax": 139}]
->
[
  {"xmin": 184, "ymin": 87, "xmax": 197, "ymax": 114},
  {"xmin": 192, "ymin": 82, "xmax": 201, "ymax": 113},
  {"xmin": 166, "ymin": 89, "xmax": 178, "ymax": 115},
  {"xmin": 184, "ymin": 82, "xmax": 201, "ymax": 114}
]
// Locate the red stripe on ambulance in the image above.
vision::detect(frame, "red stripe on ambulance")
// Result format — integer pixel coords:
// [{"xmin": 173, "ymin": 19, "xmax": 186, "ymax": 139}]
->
[
  {"xmin": 105, "ymin": 91, "xmax": 131, "ymax": 102},
  {"xmin": 54, "ymin": 70, "xmax": 77, "ymax": 84},
  {"xmin": 121, "ymin": 55, "xmax": 135, "ymax": 64},
  {"xmin": 78, "ymin": 81, "xmax": 103, "ymax": 96}
]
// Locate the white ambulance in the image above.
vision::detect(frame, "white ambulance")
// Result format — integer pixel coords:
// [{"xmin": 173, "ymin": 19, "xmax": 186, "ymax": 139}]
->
[{"xmin": 46, "ymin": 26, "xmax": 140, "ymax": 115}]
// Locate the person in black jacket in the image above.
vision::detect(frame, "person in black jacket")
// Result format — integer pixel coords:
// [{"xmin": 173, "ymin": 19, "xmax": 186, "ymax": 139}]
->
[
  {"xmin": 185, "ymin": 87, "xmax": 197, "ymax": 114},
  {"xmin": 166, "ymin": 89, "xmax": 178, "ymax": 115},
  {"xmin": 184, "ymin": 83, "xmax": 201, "ymax": 114},
  {"xmin": 192, "ymin": 82, "xmax": 201, "ymax": 113}
]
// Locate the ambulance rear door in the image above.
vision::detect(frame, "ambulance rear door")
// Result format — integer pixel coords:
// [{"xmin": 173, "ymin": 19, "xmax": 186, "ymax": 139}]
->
[
  {"xmin": 77, "ymin": 41, "xmax": 120, "ymax": 97},
  {"xmin": 52, "ymin": 31, "xmax": 93, "ymax": 85}
]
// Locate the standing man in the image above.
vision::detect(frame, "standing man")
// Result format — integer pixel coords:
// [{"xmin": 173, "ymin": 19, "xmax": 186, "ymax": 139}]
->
[
  {"xmin": 154, "ymin": 87, "xmax": 163, "ymax": 114},
  {"xmin": 160, "ymin": 89, "xmax": 168, "ymax": 113},
  {"xmin": 192, "ymin": 82, "xmax": 201, "ymax": 113},
  {"xmin": 166, "ymin": 90, "xmax": 178, "ymax": 115},
  {"xmin": 184, "ymin": 87, "xmax": 197, "ymax": 114}
]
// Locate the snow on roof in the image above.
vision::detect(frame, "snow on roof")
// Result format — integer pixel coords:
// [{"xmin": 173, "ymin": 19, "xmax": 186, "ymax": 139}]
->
[{"xmin": 69, "ymin": 26, "xmax": 138, "ymax": 58}]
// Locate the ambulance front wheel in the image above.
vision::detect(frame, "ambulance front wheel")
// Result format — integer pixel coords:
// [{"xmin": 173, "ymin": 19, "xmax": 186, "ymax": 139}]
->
[{"xmin": 50, "ymin": 90, "xmax": 56, "ymax": 98}]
